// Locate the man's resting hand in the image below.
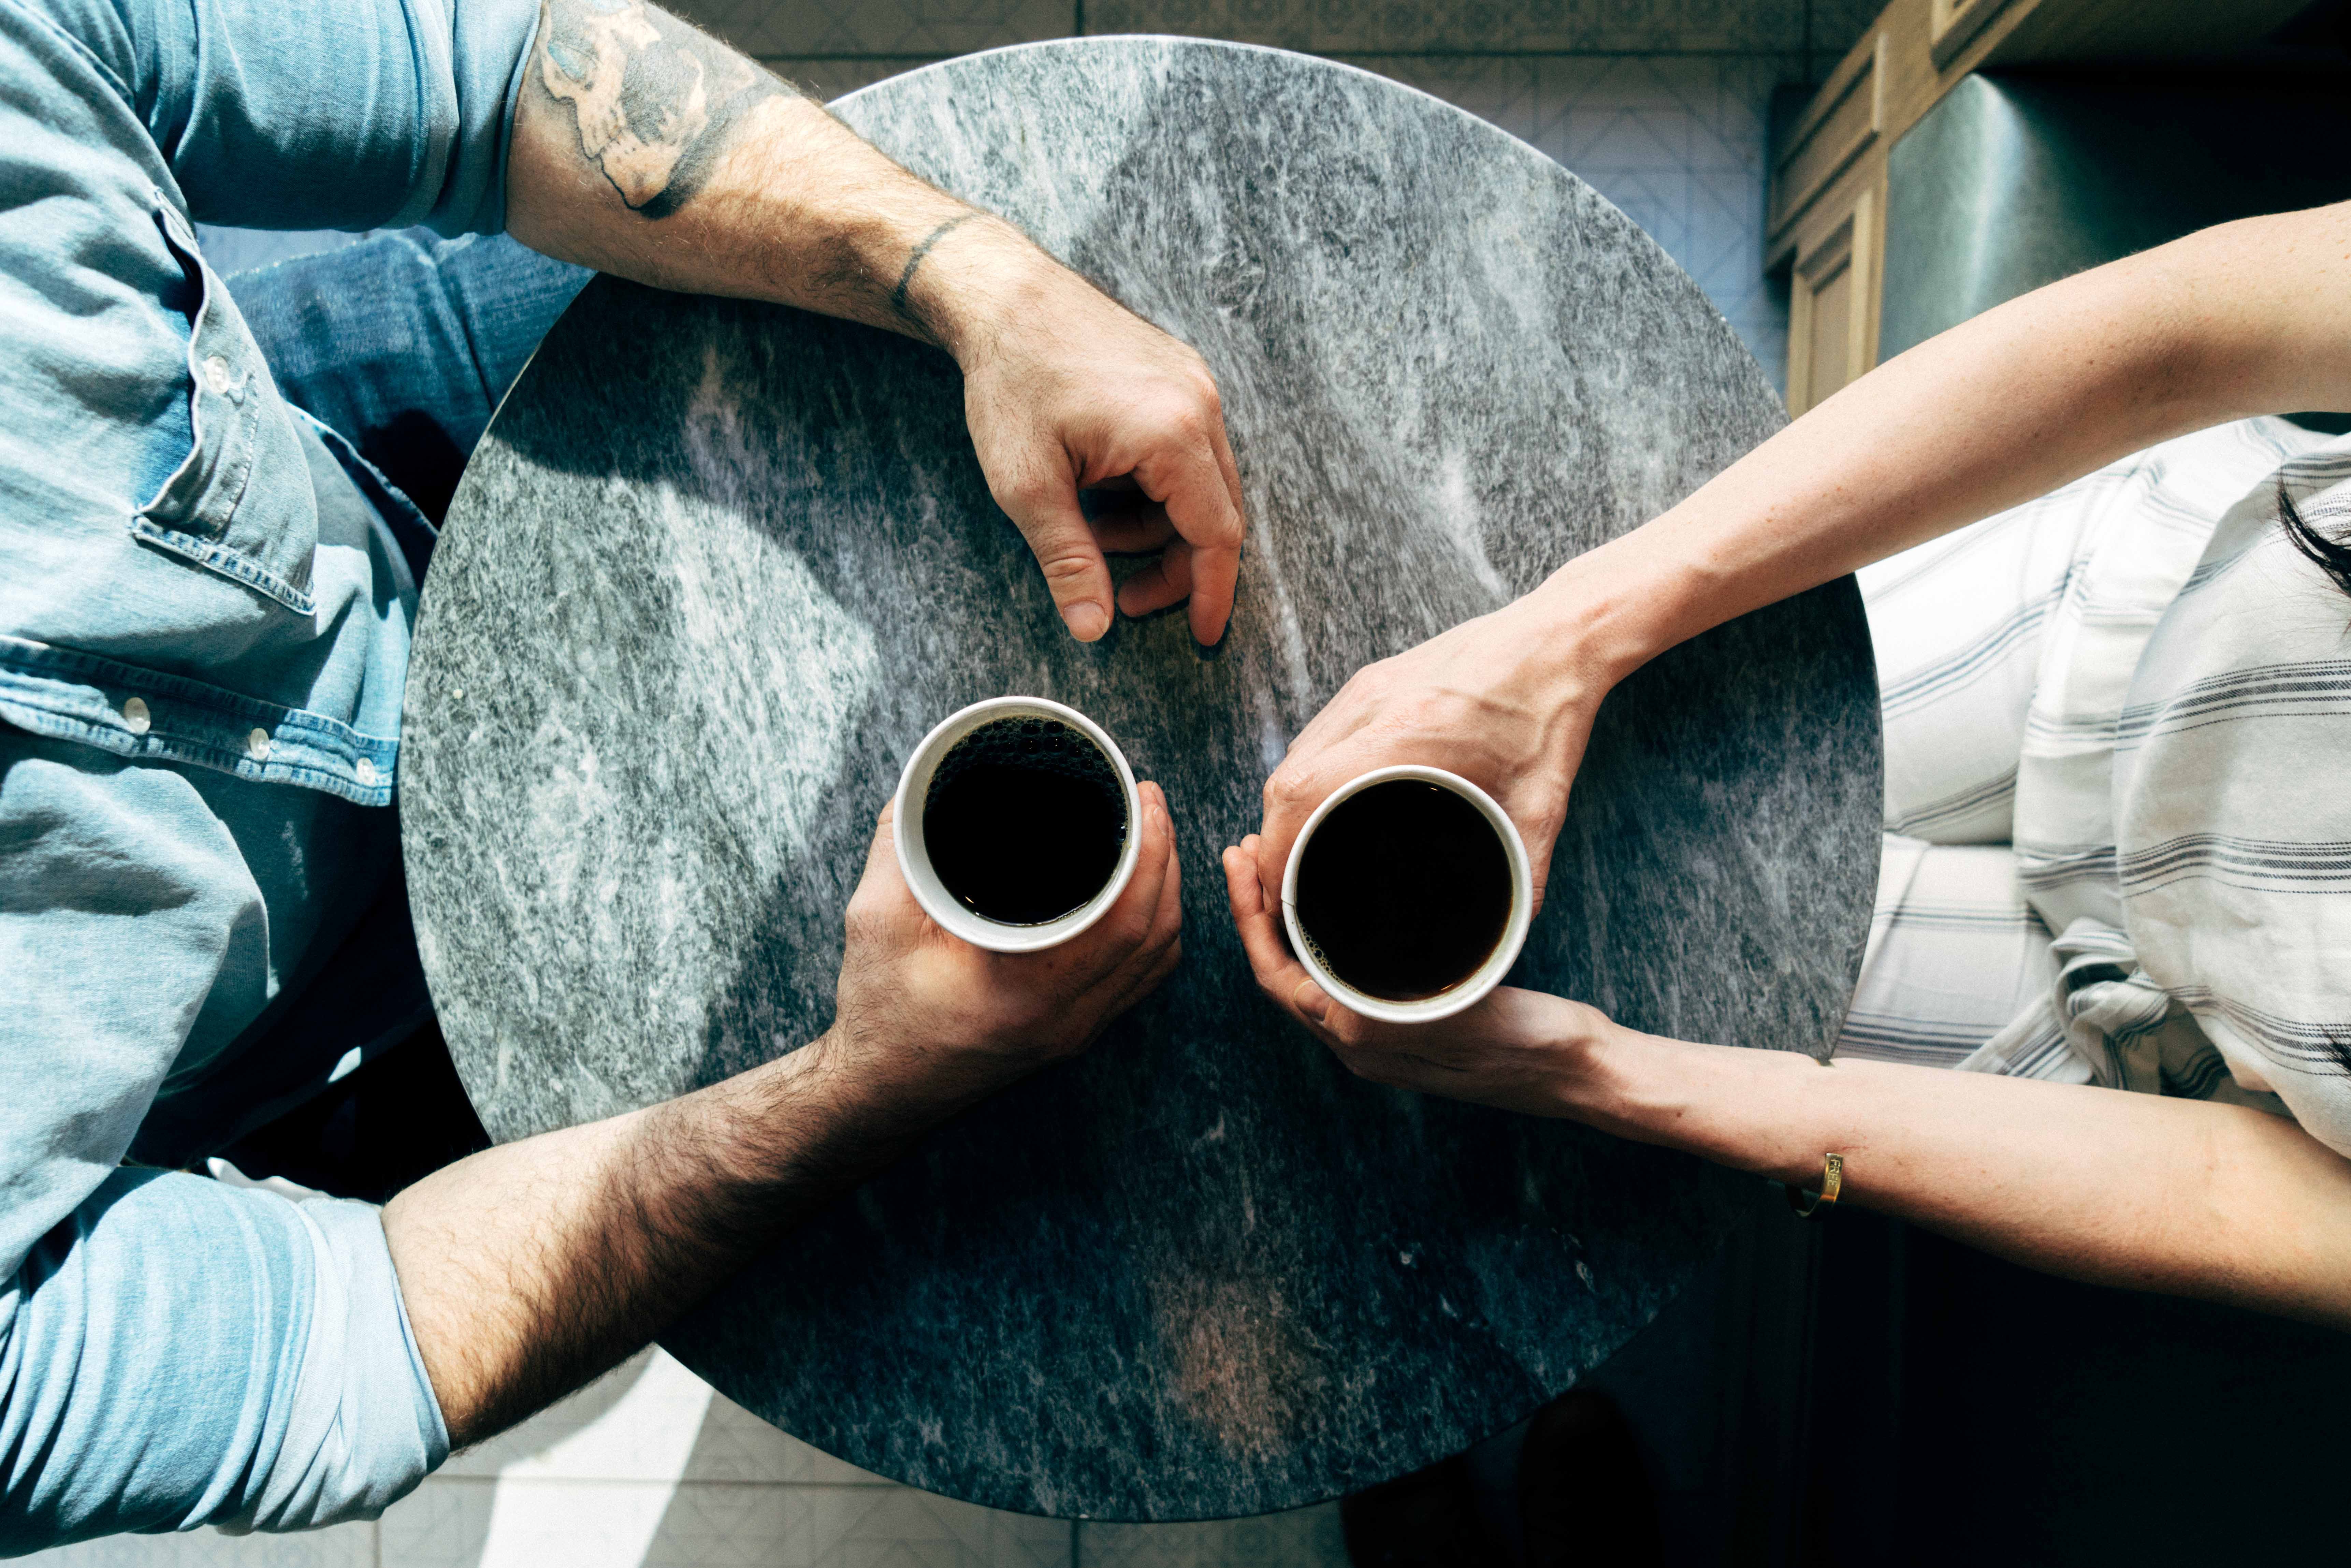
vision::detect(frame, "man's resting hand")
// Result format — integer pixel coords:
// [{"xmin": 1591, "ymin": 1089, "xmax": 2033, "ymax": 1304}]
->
[
  {"xmin": 504, "ymin": 1, "xmax": 1245, "ymax": 646},
  {"xmin": 930, "ymin": 226, "xmax": 1247, "ymax": 647}
]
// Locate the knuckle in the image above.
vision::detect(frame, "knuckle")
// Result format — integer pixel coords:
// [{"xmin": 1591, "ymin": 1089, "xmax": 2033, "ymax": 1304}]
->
[
  {"xmin": 1393, "ymin": 689, "xmax": 1465, "ymax": 732},
  {"xmin": 1037, "ymin": 550, "xmax": 1100, "ymax": 587},
  {"xmin": 1156, "ymin": 404, "xmax": 1206, "ymax": 447},
  {"xmin": 991, "ymin": 470, "xmax": 1057, "ymax": 515},
  {"xmin": 1113, "ymin": 902, "xmax": 1157, "ymax": 951},
  {"xmin": 1264, "ymin": 769, "xmax": 1319, "ymax": 813}
]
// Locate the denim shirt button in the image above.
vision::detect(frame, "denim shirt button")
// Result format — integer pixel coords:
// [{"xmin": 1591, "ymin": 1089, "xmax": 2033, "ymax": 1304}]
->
[
  {"xmin": 122, "ymin": 696, "xmax": 151, "ymax": 735},
  {"xmin": 354, "ymin": 757, "xmax": 377, "ymax": 787},
  {"xmin": 203, "ymin": 354, "xmax": 233, "ymax": 394},
  {"xmin": 245, "ymin": 727, "xmax": 271, "ymax": 761}
]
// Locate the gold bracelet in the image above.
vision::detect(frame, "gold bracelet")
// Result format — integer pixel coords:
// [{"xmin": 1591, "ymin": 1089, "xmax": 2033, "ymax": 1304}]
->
[{"xmin": 1784, "ymin": 1152, "xmax": 1844, "ymax": 1220}]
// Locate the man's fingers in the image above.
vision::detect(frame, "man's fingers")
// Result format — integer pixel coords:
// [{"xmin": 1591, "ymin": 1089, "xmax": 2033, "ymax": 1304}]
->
[
  {"xmin": 1090, "ymin": 506, "xmax": 1178, "ymax": 556},
  {"xmin": 1134, "ymin": 440, "xmax": 1242, "ymax": 646},
  {"xmin": 1207, "ymin": 408, "xmax": 1245, "ymax": 529},
  {"xmin": 1112, "ymin": 848, "xmax": 1188, "ymax": 1011},
  {"xmin": 998, "ymin": 468, "xmax": 1114, "ymax": 641},
  {"xmin": 1145, "ymin": 801, "xmax": 1184, "ymax": 952},
  {"xmin": 1108, "ymin": 935, "xmax": 1184, "ymax": 1021},
  {"xmin": 845, "ymin": 798, "xmax": 928, "ymax": 936},
  {"xmin": 1082, "ymin": 779, "xmax": 1175, "ymax": 975},
  {"xmin": 1115, "ymin": 538, "xmax": 1194, "ymax": 620},
  {"xmin": 854, "ymin": 800, "xmax": 902, "ymax": 889}
]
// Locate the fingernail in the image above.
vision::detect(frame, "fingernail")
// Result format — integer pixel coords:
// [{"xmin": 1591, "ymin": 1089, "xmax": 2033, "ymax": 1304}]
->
[
  {"xmin": 1064, "ymin": 602, "xmax": 1110, "ymax": 640},
  {"xmin": 1292, "ymin": 979, "xmax": 1330, "ymax": 1025}
]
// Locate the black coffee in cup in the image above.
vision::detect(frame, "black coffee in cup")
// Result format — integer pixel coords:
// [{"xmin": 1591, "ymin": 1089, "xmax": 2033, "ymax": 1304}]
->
[
  {"xmin": 922, "ymin": 716, "xmax": 1128, "ymax": 925},
  {"xmin": 1294, "ymin": 779, "xmax": 1512, "ymax": 1001}
]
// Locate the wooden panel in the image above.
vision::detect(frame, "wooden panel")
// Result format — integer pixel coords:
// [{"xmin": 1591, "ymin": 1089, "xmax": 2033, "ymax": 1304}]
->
[
  {"xmin": 1806, "ymin": 260, "xmax": 1855, "ymax": 408},
  {"xmin": 1765, "ymin": 0, "xmax": 2321, "ymax": 396},
  {"xmin": 1785, "ymin": 187, "xmax": 1878, "ymax": 416},
  {"xmin": 1989, "ymin": 0, "xmax": 2318, "ymax": 62},
  {"xmin": 1768, "ymin": 32, "xmax": 1883, "ymax": 237},
  {"xmin": 1930, "ymin": 0, "xmax": 2019, "ymax": 67}
]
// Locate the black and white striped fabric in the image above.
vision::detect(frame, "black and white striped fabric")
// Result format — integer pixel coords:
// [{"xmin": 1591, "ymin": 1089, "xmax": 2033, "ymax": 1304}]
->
[{"xmin": 1837, "ymin": 417, "xmax": 2351, "ymax": 1153}]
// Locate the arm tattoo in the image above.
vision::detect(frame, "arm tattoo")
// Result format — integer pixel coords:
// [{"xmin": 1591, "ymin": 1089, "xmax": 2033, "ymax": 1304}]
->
[
  {"xmin": 890, "ymin": 214, "xmax": 978, "ymax": 321},
  {"xmin": 537, "ymin": 0, "xmax": 791, "ymax": 219}
]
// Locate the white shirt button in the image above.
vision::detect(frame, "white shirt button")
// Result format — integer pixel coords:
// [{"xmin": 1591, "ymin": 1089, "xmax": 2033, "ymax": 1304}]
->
[
  {"xmin": 203, "ymin": 355, "xmax": 233, "ymax": 395},
  {"xmin": 246, "ymin": 727, "xmax": 271, "ymax": 761},
  {"xmin": 121, "ymin": 696, "xmax": 151, "ymax": 735},
  {"xmin": 354, "ymin": 757, "xmax": 378, "ymax": 787}
]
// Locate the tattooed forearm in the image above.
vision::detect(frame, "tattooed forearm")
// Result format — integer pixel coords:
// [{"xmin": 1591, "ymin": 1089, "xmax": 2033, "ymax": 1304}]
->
[{"xmin": 537, "ymin": 0, "xmax": 792, "ymax": 219}]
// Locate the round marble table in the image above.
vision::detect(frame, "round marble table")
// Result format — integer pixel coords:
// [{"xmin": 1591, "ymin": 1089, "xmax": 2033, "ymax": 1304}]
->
[{"xmin": 403, "ymin": 38, "xmax": 1881, "ymax": 1521}]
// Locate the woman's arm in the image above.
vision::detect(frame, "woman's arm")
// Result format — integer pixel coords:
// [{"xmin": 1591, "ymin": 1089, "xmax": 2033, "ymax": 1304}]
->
[
  {"xmin": 1252, "ymin": 202, "xmax": 2351, "ymax": 902},
  {"xmin": 1222, "ymin": 844, "xmax": 2351, "ymax": 1327}
]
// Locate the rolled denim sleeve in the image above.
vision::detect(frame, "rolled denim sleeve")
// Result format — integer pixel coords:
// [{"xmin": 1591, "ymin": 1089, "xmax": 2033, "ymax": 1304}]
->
[
  {"xmin": 23, "ymin": 0, "xmax": 542, "ymax": 234},
  {"xmin": 0, "ymin": 739, "xmax": 447, "ymax": 1553},
  {"xmin": 0, "ymin": 1170, "xmax": 449, "ymax": 1551}
]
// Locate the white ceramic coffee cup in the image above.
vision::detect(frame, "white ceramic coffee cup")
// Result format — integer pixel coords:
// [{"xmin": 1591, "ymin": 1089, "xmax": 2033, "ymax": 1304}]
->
[
  {"xmin": 1279, "ymin": 764, "xmax": 1533, "ymax": 1024},
  {"xmin": 893, "ymin": 696, "xmax": 1143, "ymax": 954}
]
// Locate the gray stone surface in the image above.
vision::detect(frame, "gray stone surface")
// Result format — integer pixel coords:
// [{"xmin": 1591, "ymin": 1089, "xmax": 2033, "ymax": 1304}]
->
[{"xmin": 403, "ymin": 38, "xmax": 1879, "ymax": 1521}]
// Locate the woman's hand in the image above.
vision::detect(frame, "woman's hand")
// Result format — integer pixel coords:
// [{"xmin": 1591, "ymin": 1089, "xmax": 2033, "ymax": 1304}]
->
[
  {"xmin": 1250, "ymin": 594, "xmax": 1613, "ymax": 919},
  {"xmin": 823, "ymin": 783, "xmax": 1185, "ymax": 1124},
  {"xmin": 1221, "ymin": 831, "xmax": 1612, "ymax": 1118}
]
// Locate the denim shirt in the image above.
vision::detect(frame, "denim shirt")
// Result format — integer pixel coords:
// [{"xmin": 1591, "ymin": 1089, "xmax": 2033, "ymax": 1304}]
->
[{"xmin": 0, "ymin": 0, "xmax": 540, "ymax": 1547}]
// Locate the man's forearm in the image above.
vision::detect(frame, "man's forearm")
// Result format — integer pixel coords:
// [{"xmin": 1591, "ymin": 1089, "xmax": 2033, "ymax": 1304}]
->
[
  {"xmin": 1522, "ymin": 203, "xmax": 2351, "ymax": 688},
  {"xmin": 503, "ymin": 0, "xmax": 1041, "ymax": 356},
  {"xmin": 1570, "ymin": 1029, "xmax": 2351, "ymax": 1327},
  {"xmin": 381, "ymin": 1032, "xmax": 928, "ymax": 1444}
]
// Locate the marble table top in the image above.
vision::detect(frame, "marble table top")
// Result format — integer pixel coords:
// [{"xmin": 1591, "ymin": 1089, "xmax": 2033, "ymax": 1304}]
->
[{"xmin": 403, "ymin": 38, "xmax": 1881, "ymax": 1521}]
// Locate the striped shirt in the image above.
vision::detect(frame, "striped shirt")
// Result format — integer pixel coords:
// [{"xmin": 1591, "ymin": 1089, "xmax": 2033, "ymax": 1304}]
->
[{"xmin": 1844, "ymin": 418, "xmax": 2351, "ymax": 1156}]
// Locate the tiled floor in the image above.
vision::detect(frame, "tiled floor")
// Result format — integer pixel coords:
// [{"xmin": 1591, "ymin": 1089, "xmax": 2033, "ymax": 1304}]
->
[{"xmin": 23, "ymin": 1350, "xmax": 1346, "ymax": 1567}]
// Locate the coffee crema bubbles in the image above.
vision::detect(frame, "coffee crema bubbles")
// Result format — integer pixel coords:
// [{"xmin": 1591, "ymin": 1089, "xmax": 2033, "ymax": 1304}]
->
[
  {"xmin": 921, "ymin": 716, "xmax": 1128, "ymax": 926},
  {"xmin": 1293, "ymin": 780, "xmax": 1512, "ymax": 1002}
]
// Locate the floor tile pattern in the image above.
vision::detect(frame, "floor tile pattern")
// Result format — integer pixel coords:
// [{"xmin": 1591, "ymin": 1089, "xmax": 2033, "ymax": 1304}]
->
[
  {"xmin": 681, "ymin": 0, "xmax": 1068, "ymax": 57},
  {"xmin": 19, "ymin": 1352, "xmax": 1344, "ymax": 1567},
  {"xmin": 681, "ymin": 0, "xmax": 1884, "ymax": 57},
  {"xmin": 1085, "ymin": 0, "xmax": 1807, "ymax": 53},
  {"xmin": 20, "ymin": 1527, "xmax": 377, "ymax": 1567}
]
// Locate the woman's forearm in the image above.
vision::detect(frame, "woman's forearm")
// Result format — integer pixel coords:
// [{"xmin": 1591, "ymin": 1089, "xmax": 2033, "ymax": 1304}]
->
[
  {"xmin": 1574, "ymin": 1029, "xmax": 2351, "ymax": 1327},
  {"xmin": 1532, "ymin": 203, "xmax": 2351, "ymax": 684}
]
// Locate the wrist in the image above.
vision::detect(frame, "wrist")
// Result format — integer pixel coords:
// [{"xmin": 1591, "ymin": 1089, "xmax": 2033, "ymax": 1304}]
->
[
  {"xmin": 1578, "ymin": 1026, "xmax": 1846, "ymax": 1187},
  {"xmin": 1514, "ymin": 499, "xmax": 1749, "ymax": 697},
  {"xmin": 1539, "ymin": 1008, "xmax": 1651, "ymax": 1130},
  {"xmin": 894, "ymin": 213, "xmax": 1061, "ymax": 367}
]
